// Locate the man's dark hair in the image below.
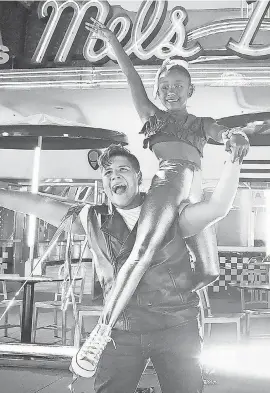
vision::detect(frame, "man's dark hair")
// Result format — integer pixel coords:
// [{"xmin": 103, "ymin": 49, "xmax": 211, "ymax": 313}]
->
[{"xmin": 99, "ymin": 144, "xmax": 142, "ymax": 184}]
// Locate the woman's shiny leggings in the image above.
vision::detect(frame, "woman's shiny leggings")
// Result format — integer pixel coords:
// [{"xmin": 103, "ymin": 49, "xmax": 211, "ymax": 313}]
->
[
  {"xmin": 103, "ymin": 159, "xmax": 218, "ymax": 327},
  {"xmin": 129, "ymin": 159, "xmax": 197, "ymax": 260}
]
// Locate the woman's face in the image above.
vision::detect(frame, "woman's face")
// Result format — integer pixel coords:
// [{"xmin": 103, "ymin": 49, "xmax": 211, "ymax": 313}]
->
[{"xmin": 157, "ymin": 68, "xmax": 192, "ymax": 111}]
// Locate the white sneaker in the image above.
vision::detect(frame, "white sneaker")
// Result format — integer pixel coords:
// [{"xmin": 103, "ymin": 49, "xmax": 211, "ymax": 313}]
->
[{"xmin": 71, "ymin": 323, "xmax": 112, "ymax": 378}]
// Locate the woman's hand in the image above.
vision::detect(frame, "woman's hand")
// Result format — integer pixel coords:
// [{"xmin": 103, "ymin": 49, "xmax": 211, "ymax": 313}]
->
[
  {"xmin": 226, "ymin": 134, "xmax": 249, "ymax": 163},
  {"xmin": 223, "ymin": 128, "xmax": 250, "ymax": 163},
  {"xmin": 85, "ymin": 18, "xmax": 116, "ymax": 44}
]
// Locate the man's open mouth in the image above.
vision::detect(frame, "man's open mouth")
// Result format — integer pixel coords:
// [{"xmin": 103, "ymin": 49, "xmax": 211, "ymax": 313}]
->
[
  {"xmin": 111, "ymin": 184, "xmax": 127, "ymax": 195},
  {"xmin": 166, "ymin": 96, "xmax": 179, "ymax": 103}
]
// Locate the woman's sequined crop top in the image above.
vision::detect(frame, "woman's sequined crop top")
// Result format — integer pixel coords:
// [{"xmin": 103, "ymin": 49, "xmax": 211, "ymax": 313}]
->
[{"xmin": 140, "ymin": 112, "xmax": 209, "ymax": 157}]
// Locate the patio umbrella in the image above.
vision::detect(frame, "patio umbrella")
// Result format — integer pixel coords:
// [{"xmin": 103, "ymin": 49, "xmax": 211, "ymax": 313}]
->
[
  {"xmin": 0, "ymin": 113, "xmax": 128, "ymax": 149},
  {"xmin": 209, "ymin": 112, "xmax": 270, "ymax": 146}
]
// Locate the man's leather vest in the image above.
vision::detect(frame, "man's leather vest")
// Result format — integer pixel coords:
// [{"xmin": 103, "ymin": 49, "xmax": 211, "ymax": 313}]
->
[{"xmin": 86, "ymin": 203, "xmax": 199, "ymax": 332}]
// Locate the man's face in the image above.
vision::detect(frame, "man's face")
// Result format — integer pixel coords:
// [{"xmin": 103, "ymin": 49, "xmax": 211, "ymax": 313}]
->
[{"xmin": 101, "ymin": 155, "xmax": 141, "ymax": 209}]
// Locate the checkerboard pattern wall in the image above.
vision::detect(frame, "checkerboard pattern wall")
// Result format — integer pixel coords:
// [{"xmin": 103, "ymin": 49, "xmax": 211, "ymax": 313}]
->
[{"xmin": 210, "ymin": 253, "xmax": 268, "ymax": 292}]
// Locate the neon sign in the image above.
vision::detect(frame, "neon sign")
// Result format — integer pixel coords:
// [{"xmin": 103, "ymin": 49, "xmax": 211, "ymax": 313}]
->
[
  {"xmin": 31, "ymin": 0, "xmax": 270, "ymax": 65},
  {"xmin": 227, "ymin": 0, "xmax": 270, "ymax": 58},
  {"xmin": 0, "ymin": 45, "xmax": 9, "ymax": 65}
]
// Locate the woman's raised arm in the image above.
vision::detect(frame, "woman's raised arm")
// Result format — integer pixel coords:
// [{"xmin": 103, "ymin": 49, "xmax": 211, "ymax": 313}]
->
[{"xmin": 85, "ymin": 19, "xmax": 156, "ymax": 122}]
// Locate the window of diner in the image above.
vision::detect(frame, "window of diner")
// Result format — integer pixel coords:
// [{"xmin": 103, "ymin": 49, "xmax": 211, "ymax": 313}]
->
[
  {"xmin": 203, "ymin": 185, "xmax": 266, "ymax": 249},
  {"xmin": 245, "ymin": 187, "xmax": 270, "ymax": 252},
  {"xmin": 252, "ymin": 190, "xmax": 267, "ymax": 249},
  {"xmin": 203, "ymin": 187, "xmax": 249, "ymax": 248},
  {"xmin": 204, "ymin": 184, "xmax": 270, "ymax": 251}
]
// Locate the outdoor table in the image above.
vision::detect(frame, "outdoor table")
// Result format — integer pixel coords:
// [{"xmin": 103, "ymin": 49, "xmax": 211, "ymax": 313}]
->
[
  {"xmin": 213, "ymin": 112, "xmax": 270, "ymax": 147},
  {"xmin": 229, "ymin": 282, "xmax": 270, "ymax": 310},
  {"xmin": 0, "ymin": 274, "xmax": 79, "ymax": 343},
  {"xmin": 229, "ymin": 282, "xmax": 270, "ymax": 290},
  {"xmin": 246, "ymin": 261, "xmax": 270, "ymax": 285},
  {"xmin": 229, "ymin": 283, "xmax": 270, "ymax": 338}
]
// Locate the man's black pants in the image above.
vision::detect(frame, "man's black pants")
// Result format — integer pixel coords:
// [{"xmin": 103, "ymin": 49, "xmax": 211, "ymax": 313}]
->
[{"xmin": 94, "ymin": 319, "xmax": 203, "ymax": 393}]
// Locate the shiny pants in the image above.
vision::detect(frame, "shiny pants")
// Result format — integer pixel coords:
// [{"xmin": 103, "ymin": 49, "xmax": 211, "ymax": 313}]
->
[{"xmin": 104, "ymin": 160, "xmax": 218, "ymax": 327}]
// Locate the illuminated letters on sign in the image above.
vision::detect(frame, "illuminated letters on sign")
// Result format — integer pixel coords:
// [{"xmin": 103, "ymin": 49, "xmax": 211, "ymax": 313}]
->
[
  {"xmin": 0, "ymin": 45, "xmax": 9, "ymax": 65},
  {"xmin": 32, "ymin": 0, "xmax": 202, "ymax": 64},
  {"xmin": 227, "ymin": 0, "xmax": 270, "ymax": 58},
  {"xmin": 32, "ymin": 0, "xmax": 270, "ymax": 64}
]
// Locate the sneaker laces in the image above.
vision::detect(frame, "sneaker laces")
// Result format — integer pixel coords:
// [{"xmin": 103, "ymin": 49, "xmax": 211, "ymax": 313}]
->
[{"xmin": 79, "ymin": 323, "xmax": 112, "ymax": 363}]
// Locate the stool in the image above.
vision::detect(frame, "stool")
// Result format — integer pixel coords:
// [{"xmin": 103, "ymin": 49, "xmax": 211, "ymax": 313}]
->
[{"xmin": 74, "ymin": 305, "xmax": 103, "ymax": 348}]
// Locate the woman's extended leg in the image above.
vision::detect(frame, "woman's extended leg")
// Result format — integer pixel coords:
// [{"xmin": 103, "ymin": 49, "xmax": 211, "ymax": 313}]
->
[
  {"xmin": 103, "ymin": 157, "xmax": 241, "ymax": 326},
  {"xmin": 102, "ymin": 160, "xmax": 194, "ymax": 326}
]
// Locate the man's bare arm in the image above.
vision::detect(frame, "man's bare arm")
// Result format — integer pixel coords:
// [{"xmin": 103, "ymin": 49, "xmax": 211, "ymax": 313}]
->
[
  {"xmin": 178, "ymin": 158, "xmax": 241, "ymax": 238},
  {"xmin": 0, "ymin": 189, "xmax": 85, "ymax": 235}
]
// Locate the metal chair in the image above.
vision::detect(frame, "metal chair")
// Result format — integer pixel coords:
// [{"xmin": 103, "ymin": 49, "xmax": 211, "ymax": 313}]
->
[
  {"xmin": 198, "ymin": 287, "xmax": 246, "ymax": 341},
  {"xmin": 74, "ymin": 304, "xmax": 103, "ymax": 348},
  {"xmin": 32, "ymin": 263, "xmax": 86, "ymax": 344},
  {"xmin": 73, "ymin": 249, "xmax": 103, "ymax": 347},
  {"xmin": 0, "ymin": 273, "xmax": 22, "ymax": 337},
  {"xmin": 246, "ymin": 269, "xmax": 268, "ymax": 304},
  {"xmin": 240, "ymin": 285, "xmax": 270, "ymax": 338}
]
